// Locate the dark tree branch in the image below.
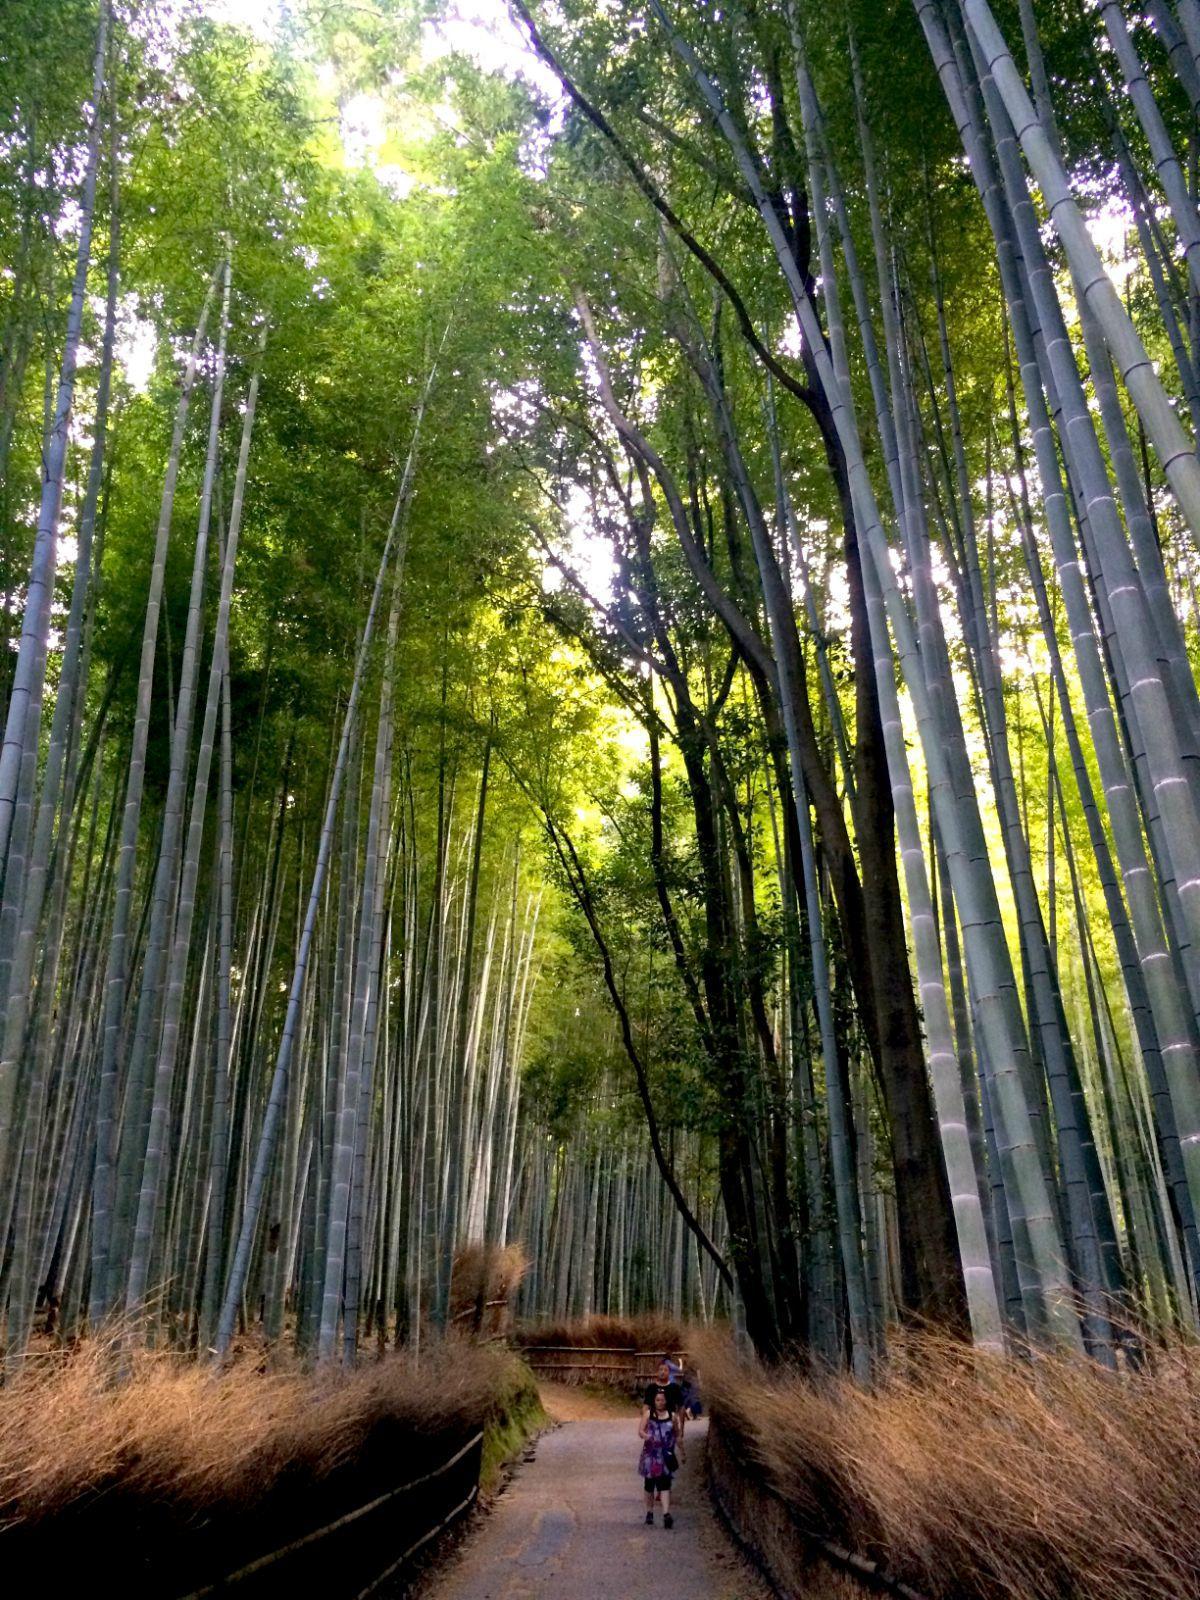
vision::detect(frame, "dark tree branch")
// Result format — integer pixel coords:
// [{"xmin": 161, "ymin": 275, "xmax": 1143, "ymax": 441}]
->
[{"xmin": 510, "ymin": 0, "xmax": 817, "ymax": 409}]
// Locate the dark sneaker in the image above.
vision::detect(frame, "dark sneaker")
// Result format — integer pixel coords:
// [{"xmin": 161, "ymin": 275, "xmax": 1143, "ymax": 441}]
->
[
  {"xmin": 663, "ymin": 1514, "xmax": 674, "ymax": 1529},
  {"xmin": 645, "ymin": 1512, "xmax": 654, "ymax": 1525}
]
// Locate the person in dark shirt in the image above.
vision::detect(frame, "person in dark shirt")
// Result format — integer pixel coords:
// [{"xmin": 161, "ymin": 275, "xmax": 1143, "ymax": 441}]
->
[
  {"xmin": 679, "ymin": 1365, "xmax": 701, "ymax": 1417},
  {"xmin": 641, "ymin": 1359, "xmax": 686, "ymax": 1461}
]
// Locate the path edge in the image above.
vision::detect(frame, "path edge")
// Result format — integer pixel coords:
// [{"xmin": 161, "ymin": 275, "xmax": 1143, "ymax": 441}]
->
[{"xmin": 706, "ymin": 1420, "xmax": 932, "ymax": 1600}]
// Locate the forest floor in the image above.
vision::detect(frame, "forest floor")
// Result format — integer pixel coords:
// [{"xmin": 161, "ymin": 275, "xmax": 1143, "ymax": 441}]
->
[
  {"xmin": 419, "ymin": 1402, "xmax": 774, "ymax": 1600},
  {"xmin": 536, "ymin": 1380, "xmax": 634, "ymax": 1422}
]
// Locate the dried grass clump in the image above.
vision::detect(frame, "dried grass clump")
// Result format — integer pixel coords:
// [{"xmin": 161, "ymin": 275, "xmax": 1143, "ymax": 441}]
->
[
  {"xmin": 511, "ymin": 1313, "xmax": 686, "ymax": 1351},
  {"xmin": 0, "ymin": 1330, "xmax": 530, "ymax": 1533},
  {"xmin": 700, "ymin": 1330, "xmax": 1200, "ymax": 1600},
  {"xmin": 450, "ymin": 1242, "xmax": 528, "ymax": 1324}
]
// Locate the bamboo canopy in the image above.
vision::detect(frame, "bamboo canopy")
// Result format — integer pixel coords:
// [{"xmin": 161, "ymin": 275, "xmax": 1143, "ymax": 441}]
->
[{"xmin": 2, "ymin": 0, "xmax": 1200, "ymax": 1375}]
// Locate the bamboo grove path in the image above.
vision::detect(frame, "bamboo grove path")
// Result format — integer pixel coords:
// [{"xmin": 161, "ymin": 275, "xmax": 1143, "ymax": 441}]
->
[{"xmin": 423, "ymin": 1399, "xmax": 770, "ymax": 1600}]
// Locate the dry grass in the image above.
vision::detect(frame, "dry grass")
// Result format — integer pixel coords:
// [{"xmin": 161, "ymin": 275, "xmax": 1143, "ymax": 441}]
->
[
  {"xmin": 510, "ymin": 1312, "xmax": 687, "ymax": 1351},
  {"xmin": 701, "ymin": 1330, "xmax": 1200, "ymax": 1600},
  {"xmin": 450, "ymin": 1242, "xmax": 528, "ymax": 1324},
  {"xmin": 0, "ymin": 1329, "xmax": 536, "ymax": 1592},
  {"xmin": 1, "ymin": 1335, "xmax": 520, "ymax": 1525}
]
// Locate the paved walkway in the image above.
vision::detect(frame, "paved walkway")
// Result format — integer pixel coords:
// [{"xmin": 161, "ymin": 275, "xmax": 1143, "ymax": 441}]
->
[{"xmin": 423, "ymin": 1418, "xmax": 770, "ymax": 1600}]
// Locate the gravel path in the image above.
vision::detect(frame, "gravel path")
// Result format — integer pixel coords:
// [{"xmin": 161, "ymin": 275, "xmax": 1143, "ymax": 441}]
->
[{"xmin": 422, "ymin": 1416, "xmax": 773, "ymax": 1600}]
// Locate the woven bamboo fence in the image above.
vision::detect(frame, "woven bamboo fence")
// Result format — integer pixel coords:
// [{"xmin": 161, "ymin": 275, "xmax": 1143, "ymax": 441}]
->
[{"xmin": 518, "ymin": 1345, "xmax": 688, "ymax": 1388}]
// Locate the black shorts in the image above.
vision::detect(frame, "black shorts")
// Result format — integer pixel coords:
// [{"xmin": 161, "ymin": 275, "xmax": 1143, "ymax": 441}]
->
[{"xmin": 644, "ymin": 1475, "xmax": 673, "ymax": 1493}]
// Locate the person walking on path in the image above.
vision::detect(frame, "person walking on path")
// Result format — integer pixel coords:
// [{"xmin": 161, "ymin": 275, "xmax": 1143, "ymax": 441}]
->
[
  {"xmin": 643, "ymin": 1357, "xmax": 687, "ymax": 1462},
  {"xmin": 638, "ymin": 1389, "xmax": 678, "ymax": 1528}
]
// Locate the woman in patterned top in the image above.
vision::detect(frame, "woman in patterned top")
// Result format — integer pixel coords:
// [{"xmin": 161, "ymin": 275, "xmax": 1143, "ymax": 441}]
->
[{"xmin": 637, "ymin": 1388, "xmax": 677, "ymax": 1528}]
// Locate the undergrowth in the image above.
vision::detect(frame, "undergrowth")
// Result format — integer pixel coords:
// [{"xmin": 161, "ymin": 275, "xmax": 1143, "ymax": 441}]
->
[
  {"xmin": 480, "ymin": 1371, "xmax": 544, "ymax": 1492},
  {"xmin": 510, "ymin": 1312, "xmax": 687, "ymax": 1352},
  {"xmin": 450, "ymin": 1242, "xmax": 528, "ymax": 1328},
  {"xmin": 702, "ymin": 1330, "xmax": 1200, "ymax": 1600},
  {"xmin": 0, "ymin": 1333, "xmax": 522, "ymax": 1526},
  {"xmin": 0, "ymin": 1331, "xmax": 536, "ymax": 1595}
]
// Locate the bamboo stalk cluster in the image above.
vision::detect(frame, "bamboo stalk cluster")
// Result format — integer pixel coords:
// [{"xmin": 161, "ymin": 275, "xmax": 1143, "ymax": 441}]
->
[
  {"xmin": 0, "ymin": 5, "xmax": 554, "ymax": 1367},
  {"xmin": 7, "ymin": 0, "xmax": 1200, "ymax": 1381},
  {"xmin": 504, "ymin": 0, "xmax": 1200, "ymax": 1363}
]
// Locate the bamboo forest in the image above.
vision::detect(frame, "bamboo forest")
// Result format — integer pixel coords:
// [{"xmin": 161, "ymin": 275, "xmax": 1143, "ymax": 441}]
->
[{"xmin": 5, "ymin": 0, "xmax": 1200, "ymax": 1596}]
